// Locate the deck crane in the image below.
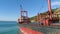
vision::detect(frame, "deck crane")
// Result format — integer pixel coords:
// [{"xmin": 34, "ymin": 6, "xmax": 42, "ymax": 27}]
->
[{"xmin": 18, "ymin": 4, "xmax": 30, "ymax": 24}]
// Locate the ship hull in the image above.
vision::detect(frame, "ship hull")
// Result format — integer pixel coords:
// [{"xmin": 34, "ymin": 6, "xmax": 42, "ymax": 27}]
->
[
  {"xmin": 19, "ymin": 23, "xmax": 60, "ymax": 34},
  {"xmin": 20, "ymin": 26, "xmax": 43, "ymax": 34}
]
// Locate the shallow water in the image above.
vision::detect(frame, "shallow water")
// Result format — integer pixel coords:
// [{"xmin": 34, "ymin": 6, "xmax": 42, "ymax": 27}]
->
[{"xmin": 0, "ymin": 21, "xmax": 19, "ymax": 34}]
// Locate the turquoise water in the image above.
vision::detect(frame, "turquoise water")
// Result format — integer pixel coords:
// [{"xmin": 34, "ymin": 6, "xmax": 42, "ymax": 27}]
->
[{"xmin": 0, "ymin": 21, "xmax": 19, "ymax": 34}]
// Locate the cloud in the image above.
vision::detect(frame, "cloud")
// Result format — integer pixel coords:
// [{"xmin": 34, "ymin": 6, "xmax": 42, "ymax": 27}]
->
[{"xmin": 51, "ymin": 1, "xmax": 60, "ymax": 6}]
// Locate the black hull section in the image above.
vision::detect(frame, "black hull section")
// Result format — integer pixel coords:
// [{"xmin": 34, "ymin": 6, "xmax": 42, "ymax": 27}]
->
[{"xmin": 18, "ymin": 22, "xmax": 23, "ymax": 24}]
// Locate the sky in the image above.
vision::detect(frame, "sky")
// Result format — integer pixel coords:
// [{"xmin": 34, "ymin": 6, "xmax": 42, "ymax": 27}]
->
[{"xmin": 0, "ymin": 0, "xmax": 60, "ymax": 21}]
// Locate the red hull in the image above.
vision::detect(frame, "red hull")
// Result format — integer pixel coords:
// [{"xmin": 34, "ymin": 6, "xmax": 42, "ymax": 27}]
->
[{"xmin": 20, "ymin": 26, "xmax": 44, "ymax": 34}]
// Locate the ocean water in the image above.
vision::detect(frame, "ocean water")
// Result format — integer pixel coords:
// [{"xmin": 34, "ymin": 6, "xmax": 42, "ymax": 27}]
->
[{"xmin": 0, "ymin": 21, "xmax": 20, "ymax": 34}]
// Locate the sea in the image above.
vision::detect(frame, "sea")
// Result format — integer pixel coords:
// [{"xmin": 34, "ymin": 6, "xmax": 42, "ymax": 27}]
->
[
  {"xmin": 1, "ymin": 21, "xmax": 60, "ymax": 34},
  {"xmin": 0, "ymin": 21, "xmax": 20, "ymax": 34}
]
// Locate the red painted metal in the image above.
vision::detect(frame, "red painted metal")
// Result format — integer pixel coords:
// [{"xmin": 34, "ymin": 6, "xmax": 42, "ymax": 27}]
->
[
  {"xmin": 20, "ymin": 5, "xmax": 23, "ymax": 22},
  {"xmin": 48, "ymin": 0, "xmax": 52, "ymax": 20},
  {"xmin": 18, "ymin": 0, "xmax": 60, "ymax": 34},
  {"xmin": 20, "ymin": 26, "xmax": 44, "ymax": 34},
  {"xmin": 42, "ymin": 0, "xmax": 52, "ymax": 26},
  {"xmin": 45, "ymin": 19, "xmax": 49, "ymax": 26},
  {"xmin": 18, "ymin": 4, "xmax": 30, "ymax": 24},
  {"xmin": 20, "ymin": 4, "xmax": 28, "ymax": 20},
  {"xmin": 26, "ymin": 11, "xmax": 28, "ymax": 19},
  {"xmin": 37, "ymin": 13, "xmax": 40, "ymax": 22}
]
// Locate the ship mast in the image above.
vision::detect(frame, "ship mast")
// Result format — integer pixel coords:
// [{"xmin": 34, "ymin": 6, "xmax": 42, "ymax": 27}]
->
[{"xmin": 20, "ymin": 4, "xmax": 23, "ymax": 18}]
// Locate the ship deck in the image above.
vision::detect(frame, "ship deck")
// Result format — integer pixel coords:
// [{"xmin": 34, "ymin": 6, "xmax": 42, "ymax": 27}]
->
[{"xmin": 19, "ymin": 23, "xmax": 60, "ymax": 34}]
